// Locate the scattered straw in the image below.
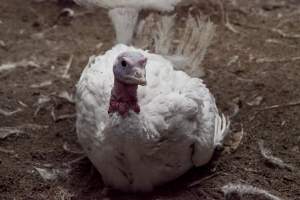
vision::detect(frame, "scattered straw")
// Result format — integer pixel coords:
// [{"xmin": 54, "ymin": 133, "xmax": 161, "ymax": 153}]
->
[
  {"xmin": 19, "ymin": 123, "xmax": 49, "ymax": 130},
  {"xmin": 259, "ymin": 100, "xmax": 300, "ymax": 111},
  {"xmin": 51, "ymin": 108, "xmax": 76, "ymax": 122},
  {"xmin": 18, "ymin": 101, "xmax": 28, "ymax": 108},
  {"xmin": 0, "ymin": 147, "xmax": 15, "ymax": 154},
  {"xmin": 265, "ymin": 38, "xmax": 297, "ymax": 48},
  {"xmin": 0, "ymin": 108, "xmax": 23, "ymax": 116},
  {"xmin": 188, "ymin": 173, "xmax": 221, "ymax": 188},
  {"xmin": 0, "ymin": 40, "xmax": 6, "ymax": 49},
  {"xmin": 57, "ymin": 91, "xmax": 75, "ymax": 104},
  {"xmin": 63, "ymin": 142, "xmax": 83, "ymax": 154},
  {"xmin": 0, "ymin": 127, "xmax": 24, "ymax": 139},
  {"xmin": 225, "ymin": 14, "xmax": 239, "ymax": 34},
  {"xmin": 30, "ymin": 80, "xmax": 53, "ymax": 88},
  {"xmin": 63, "ymin": 155, "xmax": 86, "ymax": 166},
  {"xmin": 95, "ymin": 42, "xmax": 103, "ymax": 50},
  {"xmin": 54, "ymin": 186, "xmax": 74, "ymax": 200},
  {"xmin": 247, "ymin": 96, "xmax": 264, "ymax": 106},
  {"xmin": 61, "ymin": 55, "xmax": 73, "ymax": 79},
  {"xmin": 35, "ymin": 167, "xmax": 59, "ymax": 181},
  {"xmin": 0, "ymin": 60, "xmax": 39, "ymax": 73},
  {"xmin": 34, "ymin": 95, "xmax": 52, "ymax": 117},
  {"xmin": 256, "ymin": 56, "xmax": 300, "ymax": 63},
  {"xmin": 34, "ymin": 166, "xmax": 70, "ymax": 181},
  {"xmin": 223, "ymin": 127, "xmax": 244, "ymax": 153},
  {"xmin": 229, "ymin": 97, "xmax": 241, "ymax": 118},
  {"xmin": 55, "ymin": 114, "xmax": 76, "ymax": 122},
  {"xmin": 60, "ymin": 8, "xmax": 75, "ymax": 18},
  {"xmin": 31, "ymin": 25, "xmax": 57, "ymax": 40},
  {"xmin": 258, "ymin": 140, "xmax": 294, "ymax": 171},
  {"xmin": 35, "ymin": 95, "xmax": 51, "ymax": 106},
  {"xmin": 222, "ymin": 183, "xmax": 283, "ymax": 200},
  {"xmin": 0, "ymin": 124, "xmax": 49, "ymax": 139},
  {"xmin": 227, "ymin": 55, "xmax": 239, "ymax": 67},
  {"xmin": 271, "ymin": 28, "xmax": 300, "ymax": 39}
]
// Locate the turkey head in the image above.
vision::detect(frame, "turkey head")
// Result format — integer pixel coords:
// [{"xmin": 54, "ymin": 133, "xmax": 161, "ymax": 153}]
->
[{"xmin": 109, "ymin": 52, "xmax": 147, "ymax": 116}]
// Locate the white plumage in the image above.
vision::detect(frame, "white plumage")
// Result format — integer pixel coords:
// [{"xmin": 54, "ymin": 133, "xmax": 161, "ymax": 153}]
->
[
  {"xmin": 76, "ymin": 44, "xmax": 229, "ymax": 192},
  {"xmin": 74, "ymin": 0, "xmax": 181, "ymax": 11},
  {"xmin": 73, "ymin": 0, "xmax": 181, "ymax": 44}
]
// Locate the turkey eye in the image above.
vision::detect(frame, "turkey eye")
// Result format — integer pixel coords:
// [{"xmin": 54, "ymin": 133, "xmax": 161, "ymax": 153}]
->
[{"xmin": 121, "ymin": 60, "xmax": 127, "ymax": 67}]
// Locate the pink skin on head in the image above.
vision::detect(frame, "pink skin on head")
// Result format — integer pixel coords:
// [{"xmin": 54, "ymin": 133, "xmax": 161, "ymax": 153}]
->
[{"xmin": 108, "ymin": 52, "xmax": 147, "ymax": 116}]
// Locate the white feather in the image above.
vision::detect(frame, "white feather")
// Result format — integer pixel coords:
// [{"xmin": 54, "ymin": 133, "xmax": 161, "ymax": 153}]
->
[
  {"xmin": 74, "ymin": 0, "xmax": 181, "ymax": 11},
  {"xmin": 108, "ymin": 8, "xmax": 139, "ymax": 45},
  {"xmin": 76, "ymin": 44, "xmax": 229, "ymax": 192},
  {"xmin": 135, "ymin": 14, "xmax": 216, "ymax": 77},
  {"xmin": 73, "ymin": 0, "xmax": 181, "ymax": 44}
]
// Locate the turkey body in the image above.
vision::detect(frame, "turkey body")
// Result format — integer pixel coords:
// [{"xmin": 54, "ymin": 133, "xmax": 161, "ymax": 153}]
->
[{"xmin": 76, "ymin": 44, "xmax": 228, "ymax": 192}]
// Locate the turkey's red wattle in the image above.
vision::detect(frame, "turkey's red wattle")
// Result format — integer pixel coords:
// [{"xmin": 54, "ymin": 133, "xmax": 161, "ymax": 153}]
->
[{"xmin": 108, "ymin": 79, "xmax": 140, "ymax": 116}]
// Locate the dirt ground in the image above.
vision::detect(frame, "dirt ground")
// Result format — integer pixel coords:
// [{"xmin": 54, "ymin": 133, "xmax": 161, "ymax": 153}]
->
[{"xmin": 0, "ymin": 0, "xmax": 300, "ymax": 199}]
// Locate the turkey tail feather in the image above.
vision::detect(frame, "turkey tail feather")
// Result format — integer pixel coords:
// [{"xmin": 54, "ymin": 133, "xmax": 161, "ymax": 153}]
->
[{"xmin": 214, "ymin": 113, "xmax": 230, "ymax": 147}]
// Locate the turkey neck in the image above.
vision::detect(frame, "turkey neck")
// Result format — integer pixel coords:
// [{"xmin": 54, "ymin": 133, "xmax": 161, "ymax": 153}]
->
[{"xmin": 110, "ymin": 78, "xmax": 138, "ymax": 103}]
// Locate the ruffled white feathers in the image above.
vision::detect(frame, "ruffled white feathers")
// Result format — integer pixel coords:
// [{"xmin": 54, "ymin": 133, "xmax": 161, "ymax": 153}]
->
[{"xmin": 76, "ymin": 44, "xmax": 229, "ymax": 191}]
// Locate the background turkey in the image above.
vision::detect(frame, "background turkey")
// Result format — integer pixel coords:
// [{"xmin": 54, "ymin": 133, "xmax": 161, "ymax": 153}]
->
[{"xmin": 72, "ymin": 0, "xmax": 182, "ymax": 44}]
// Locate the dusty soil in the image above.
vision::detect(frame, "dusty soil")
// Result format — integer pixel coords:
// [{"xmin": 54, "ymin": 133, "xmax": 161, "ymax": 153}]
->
[{"xmin": 0, "ymin": 0, "xmax": 299, "ymax": 199}]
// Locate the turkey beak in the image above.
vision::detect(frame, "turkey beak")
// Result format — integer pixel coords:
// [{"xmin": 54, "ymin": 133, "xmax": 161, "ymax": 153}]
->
[
  {"xmin": 139, "ymin": 79, "xmax": 147, "ymax": 86},
  {"xmin": 138, "ymin": 57, "xmax": 147, "ymax": 86},
  {"xmin": 134, "ymin": 69, "xmax": 147, "ymax": 86}
]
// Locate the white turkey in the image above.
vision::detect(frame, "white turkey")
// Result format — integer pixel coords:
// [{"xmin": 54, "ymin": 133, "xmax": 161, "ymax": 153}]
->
[
  {"xmin": 73, "ymin": 0, "xmax": 182, "ymax": 44},
  {"xmin": 76, "ymin": 44, "xmax": 230, "ymax": 192}
]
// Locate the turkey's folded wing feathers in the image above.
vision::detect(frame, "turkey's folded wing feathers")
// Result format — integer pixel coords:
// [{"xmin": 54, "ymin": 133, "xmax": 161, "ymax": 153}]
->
[
  {"xmin": 76, "ymin": 54, "xmax": 112, "ymax": 144},
  {"xmin": 138, "ymin": 54, "xmax": 220, "ymax": 166}
]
